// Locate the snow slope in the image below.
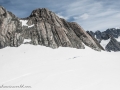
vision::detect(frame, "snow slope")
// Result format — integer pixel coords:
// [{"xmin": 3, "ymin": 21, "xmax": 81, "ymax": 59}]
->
[
  {"xmin": 116, "ymin": 36, "xmax": 120, "ymax": 42},
  {"xmin": 100, "ymin": 39, "xmax": 110, "ymax": 49},
  {"xmin": 0, "ymin": 45, "xmax": 120, "ymax": 90}
]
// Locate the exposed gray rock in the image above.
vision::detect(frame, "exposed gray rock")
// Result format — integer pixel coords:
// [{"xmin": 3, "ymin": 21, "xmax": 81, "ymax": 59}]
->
[
  {"xmin": 0, "ymin": 6, "xmax": 24, "ymax": 48},
  {"xmin": 87, "ymin": 31, "xmax": 104, "ymax": 50},
  {"xmin": 0, "ymin": 6, "xmax": 103, "ymax": 50},
  {"xmin": 106, "ymin": 37, "xmax": 120, "ymax": 52},
  {"xmin": 87, "ymin": 28, "xmax": 120, "ymax": 51},
  {"xmin": 22, "ymin": 8, "xmax": 85, "ymax": 49},
  {"xmin": 68, "ymin": 22, "xmax": 104, "ymax": 50},
  {"xmin": 22, "ymin": 8, "xmax": 103, "ymax": 50},
  {"xmin": 87, "ymin": 28, "xmax": 120, "ymax": 41}
]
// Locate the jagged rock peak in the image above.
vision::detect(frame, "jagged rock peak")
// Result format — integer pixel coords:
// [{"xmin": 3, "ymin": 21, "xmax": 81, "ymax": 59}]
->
[
  {"xmin": 0, "ymin": 6, "xmax": 103, "ymax": 51},
  {"xmin": 0, "ymin": 6, "xmax": 24, "ymax": 48},
  {"xmin": 26, "ymin": 8, "xmax": 62, "ymax": 26},
  {"xmin": 22, "ymin": 8, "xmax": 103, "ymax": 50},
  {"xmin": 0, "ymin": 6, "xmax": 5, "ymax": 12},
  {"xmin": 0, "ymin": 6, "xmax": 7, "ymax": 17},
  {"xmin": 87, "ymin": 29, "xmax": 120, "ymax": 51},
  {"xmin": 29, "ymin": 8, "xmax": 53, "ymax": 18}
]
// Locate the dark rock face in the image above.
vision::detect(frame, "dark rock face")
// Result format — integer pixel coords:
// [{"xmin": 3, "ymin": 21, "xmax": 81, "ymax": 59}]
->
[
  {"xmin": 87, "ymin": 28, "xmax": 120, "ymax": 51},
  {"xmin": 0, "ymin": 6, "xmax": 103, "ymax": 50},
  {"xmin": 87, "ymin": 28, "xmax": 120, "ymax": 41},
  {"xmin": 106, "ymin": 37, "xmax": 120, "ymax": 52},
  {"xmin": 0, "ymin": 6, "xmax": 24, "ymax": 48}
]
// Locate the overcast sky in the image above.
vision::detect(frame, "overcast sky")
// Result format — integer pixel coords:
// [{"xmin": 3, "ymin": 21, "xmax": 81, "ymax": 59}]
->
[{"xmin": 1, "ymin": 0, "xmax": 120, "ymax": 31}]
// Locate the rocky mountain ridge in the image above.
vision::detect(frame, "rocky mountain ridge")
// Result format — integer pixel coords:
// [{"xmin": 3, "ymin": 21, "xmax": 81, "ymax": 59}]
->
[
  {"xmin": 0, "ymin": 6, "xmax": 24, "ymax": 48},
  {"xmin": 0, "ymin": 6, "xmax": 104, "ymax": 50},
  {"xmin": 87, "ymin": 28, "xmax": 120, "ymax": 51}
]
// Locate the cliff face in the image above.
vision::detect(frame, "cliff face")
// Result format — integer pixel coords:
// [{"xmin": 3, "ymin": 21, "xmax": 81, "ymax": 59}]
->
[
  {"xmin": 22, "ymin": 8, "xmax": 103, "ymax": 50},
  {"xmin": 23, "ymin": 8, "xmax": 84, "ymax": 49},
  {"xmin": 0, "ymin": 6, "xmax": 24, "ymax": 48},
  {"xmin": 0, "ymin": 6, "xmax": 103, "ymax": 50}
]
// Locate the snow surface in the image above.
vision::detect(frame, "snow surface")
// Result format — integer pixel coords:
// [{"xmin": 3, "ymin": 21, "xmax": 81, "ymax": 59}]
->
[
  {"xmin": 23, "ymin": 39, "xmax": 31, "ymax": 43},
  {"xmin": 0, "ymin": 45, "xmax": 120, "ymax": 90},
  {"xmin": 116, "ymin": 36, "xmax": 120, "ymax": 42},
  {"xmin": 20, "ymin": 20, "xmax": 34, "ymax": 28},
  {"xmin": 115, "ymin": 27, "xmax": 120, "ymax": 29},
  {"xmin": 100, "ymin": 39, "xmax": 110, "ymax": 49}
]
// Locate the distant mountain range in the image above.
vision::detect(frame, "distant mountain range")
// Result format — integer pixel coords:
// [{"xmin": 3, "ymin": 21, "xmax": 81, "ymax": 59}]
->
[{"xmin": 87, "ymin": 28, "xmax": 120, "ymax": 51}]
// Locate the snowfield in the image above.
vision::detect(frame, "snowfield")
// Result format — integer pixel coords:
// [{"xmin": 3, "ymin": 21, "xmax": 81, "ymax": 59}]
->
[{"xmin": 0, "ymin": 44, "xmax": 120, "ymax": 90}]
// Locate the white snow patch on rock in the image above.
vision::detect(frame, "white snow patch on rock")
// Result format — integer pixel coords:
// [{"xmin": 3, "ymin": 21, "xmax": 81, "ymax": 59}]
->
[
  {"xmin": 116, "ymin": 36, "xmax": 120, "ymax": 42},
  {"xmin": 100, "ymin": 39, "xmax": 110, "ymax": 49},
  {"xmin": 20, "ymin": 20, "xmax": 34, "ymax": 28},
  {"xmin": 23, "ymin": 39, "xmax": 31, "ymax": 43}
]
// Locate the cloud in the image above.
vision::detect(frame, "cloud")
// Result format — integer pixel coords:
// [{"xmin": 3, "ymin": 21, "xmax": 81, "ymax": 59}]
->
[
  {"xmin": 74, "ymin": 13, "xmax": 89, "ymax": 20},
  {"xmin": 56, "ymin": 13, "xmax": 69, "ymax": 20},
  {"xmin": 80, "ymin": 14, "xmax": 89, "ymax": 20},
  {"xmin": 62, "ymin": 0, "xmax": 120, "ymax": 31},
  {"xmin": 1, "ymin": 0, "xmax": 120, "ymax": 31}
]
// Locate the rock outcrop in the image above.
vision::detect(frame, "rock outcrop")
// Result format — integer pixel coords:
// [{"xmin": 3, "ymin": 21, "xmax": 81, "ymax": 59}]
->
[
  {"xmin": 106, "ymin": 37, "xmax": 120, "ymax": 52},
  {"xmin": 0, "ymin": 6, "xmax": 24, "ymax": 48},
  {"xmin": 0, "ymin": 6, "xmax": 103, "ymax": 50},
  {"xmin": 22, "ymin": 8, "xmax": 103, "ymax": 50}
]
